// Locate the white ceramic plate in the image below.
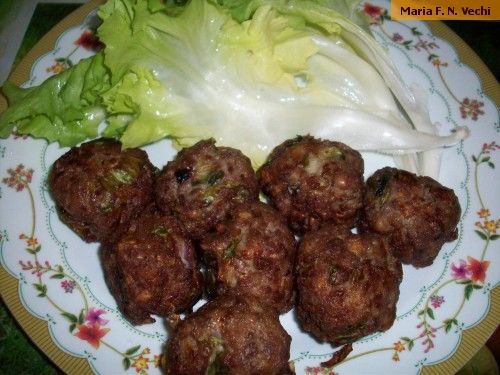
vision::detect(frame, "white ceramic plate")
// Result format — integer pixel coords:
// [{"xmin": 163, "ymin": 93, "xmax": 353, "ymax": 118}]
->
[{"xmin": 0, "ymin": 1, "xmax": 498, "ymax": 374}]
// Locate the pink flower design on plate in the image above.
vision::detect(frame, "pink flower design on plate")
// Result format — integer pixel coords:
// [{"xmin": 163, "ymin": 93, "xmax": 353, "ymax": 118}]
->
[
  {"xmin": 2, "ymin": 164, "xmax": 34, "ymax": 191},
  {"xmin": 61, "ymin": 279, "xmax": 76, "ymax": 293},
  {"xmin": 12, "ymin": 131, "xmax": 29, "ymax": 140},
  {"xmin": 391, "ymin": 33, "xmax": 403, "ymax": 42},
  {"xmin": 460, "ymin": 98, "xmax": 485, "ymax": 120},
  {"xmin": 451, "ymin": 259, "xmax": 470, "ymax": 280},
  {"xmin": 85, "ymin": 307, "xmax": 109, "ymax": 326},
  {"xmin": 430, "ymin": 295, "xmax": 445, "ymax": 308},
  {"xmin": 481, "ymin": 141, "xmax": 500, "ymax": 154}
]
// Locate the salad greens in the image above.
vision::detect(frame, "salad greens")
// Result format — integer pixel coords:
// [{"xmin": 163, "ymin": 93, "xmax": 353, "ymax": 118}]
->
[
  {"xmin": 0, "ymin": 52, "xmax": 108, "ymax": 146},
  {"xmin": 0, "ymin": 0, "xmax": 468, "ymax": 176}
]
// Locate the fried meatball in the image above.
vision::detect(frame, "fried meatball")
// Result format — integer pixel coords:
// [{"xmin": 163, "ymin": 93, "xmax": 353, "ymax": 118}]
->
[
  {"xmin": 361, "ymin": 167, "xmax": 460, "ymax": 268},
  {"xmin": 101, "ymin": 211, "xmax": 203, "ymax": 325},
  {"xmin": 48, "ymin": 138, "xmax": 155, "ymax": 244},
  {"xmin": 258, "ymin": 135, "xmax": 364, "ymax": 234},
  {"xmin": 296, "ymin": 225, "xmax": 402, "ymax": 346},
  {"xmin": 165, "ymin": 294, "xmax": 293, "ymax": 375},
  {"xmin": 199, "ymin": 202, "xmax": 296, "ymax": 314},
  {"xmin": 155, "ymin": 139, "xmax": 259, "ymax": 239}
]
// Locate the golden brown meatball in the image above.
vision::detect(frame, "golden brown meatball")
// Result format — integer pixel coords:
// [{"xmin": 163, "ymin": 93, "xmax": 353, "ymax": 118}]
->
[
  {"xmin": 155, "ymin": 139, "xmax": 259, "ymax": 239},
  {"xmin": 361, "ymin": 167, "xmax": 461, "ymax": 267},
  {"xmin": 48, "ymin": 138, "xmax": 155, "ymax": 244},
  {"xmin": 258, "ymin": 135, "xmax": 364, "ymax": 234},
  {"xmin": 165, "ymin": 294, "xmax": 293, "ymax": 375},
  {"xmin": 296, "ymin": 225, "xmax": 402, "ymax": 346},
  {"xmin": 101, "ymin": 211, "xmax": 203, "ymax": 325},
  {"xmin": 199, "ymin": 201, "xmax": 296, "ymax": 314}
]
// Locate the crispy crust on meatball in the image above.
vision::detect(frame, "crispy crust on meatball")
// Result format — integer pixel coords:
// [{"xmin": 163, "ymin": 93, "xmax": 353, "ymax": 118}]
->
[
  {"xmin": 155, "ymin": 139, "xmax": 259, "ymax": 239},
  {"xmin": 101, "ymin": 212, "xmax": 203, "ymax": 325},
  {"xmin": 361, "ymin": 167, "xmax": 460, "ymax": 268},
  {"xmin": 48, "ymin": 138, "xmax": 155, "ymax": 244},
  {"xmin": 296, "ymin": 225, "xmax": 402, "ymax": 346},
  {"xmin": 258, "ymin": 135, "xmax": 364, "ymax": 234},
  {"xmin": 165, "ymin": 294, "xmax": 293, "ymax": 375},
  {"xmin": 199, "ymin": 202, "xmax": 296, "ymax": 314}
]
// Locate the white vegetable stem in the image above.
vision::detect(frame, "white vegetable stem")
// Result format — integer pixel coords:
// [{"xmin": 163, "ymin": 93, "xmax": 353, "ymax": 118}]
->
[
  {"xmin": 311, "ymin": 33, "xmax": 466, "ymax": 178},
  {"xmin": 408, "ymin": 83, "xmax": 442, "ymax": 178},
  {"xmin": 267, "ymin": 105, "xmax": 469, "ymax": 153}
]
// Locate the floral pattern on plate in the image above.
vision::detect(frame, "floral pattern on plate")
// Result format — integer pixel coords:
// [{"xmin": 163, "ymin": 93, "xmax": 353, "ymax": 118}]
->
[{"xmin": 0, "ymin": 1, "xmax": 498, "ymax": 374}]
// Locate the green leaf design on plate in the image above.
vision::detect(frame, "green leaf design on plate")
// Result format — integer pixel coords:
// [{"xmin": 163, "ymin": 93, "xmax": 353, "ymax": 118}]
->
[
  {"xmin": 78, "ymin": 309, "xmax": 85, "ymax": 324},
  {"xmin": 125, "ymin": 345, "xmax": 141, "ymax": 356},
  {"xmin": 426, "ymin": 307, "xmax": 435, "ymax": 320},
  {"xmin": 443, "ymin": 318, "xmax": 458, "ymax": 333},
  {"xmin": 465, "ymin": 284, "xmax": 474, "ymax": 300},
  {"xmin": 61, "ymin": 312, "xmax": 78, "ymax": 323},
  {"xmin": 123, "ymin": 357, "xmax": 131, "ymax": 370},
  {"xmin": 475, "ymin": 230, "xmax": 488, "ymax": 240},
  {"xmin": 33, "ymin": 283, "xmax": 47, "ymax": 297}
]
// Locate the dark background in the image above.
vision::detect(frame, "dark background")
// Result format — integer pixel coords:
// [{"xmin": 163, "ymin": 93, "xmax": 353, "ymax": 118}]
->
[
  {"xmin": 0, "ymin": 3, "xmax": 498, "ymax": 374},
  {"xmin": 446, "ymin": 20, "xmax": 499, "ymax": 80}
]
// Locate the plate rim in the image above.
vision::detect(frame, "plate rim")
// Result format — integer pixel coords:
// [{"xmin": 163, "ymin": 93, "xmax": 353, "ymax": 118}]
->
[{"xmin": 0, "ymin": 2, "xmax": 498, "ymax": 374}]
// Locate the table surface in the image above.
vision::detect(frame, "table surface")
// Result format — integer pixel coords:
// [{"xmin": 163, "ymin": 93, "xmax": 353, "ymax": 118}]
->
[{"xmin": 0, "ymin": 2, "xmax": 498, "ymax": 374}]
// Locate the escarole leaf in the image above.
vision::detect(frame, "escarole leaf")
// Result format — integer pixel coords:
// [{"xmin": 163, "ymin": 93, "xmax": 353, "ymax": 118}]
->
[
  {"xmin": 219, "ymin": 0, "xmax": 370, "ymax": 29},
  {"xmin": 0, "ymin": 53, "xmax": 109, "ymax": 146},
  {"xmin": 276, "ymin": 0, "xmax": 453, "ymax": 175},
  {"xmin": 96, "ymin": 0, "xmax": 231, "ymax": 148},
  {"xmin": 0, "ymin": 0, "xmax": 468, "ymax": 177}
]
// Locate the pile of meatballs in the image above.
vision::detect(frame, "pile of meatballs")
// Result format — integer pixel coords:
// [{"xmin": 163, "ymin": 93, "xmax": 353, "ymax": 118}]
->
[{"xmin": 48, "ymin": 135, "xmax": 460, "ymax": 374}]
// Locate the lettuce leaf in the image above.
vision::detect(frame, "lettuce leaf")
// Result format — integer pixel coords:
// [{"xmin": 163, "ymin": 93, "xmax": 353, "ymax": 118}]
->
[
  {"xmin": 0, "ymin": 53, "xmax": 109, "ymax": 146},
  {"xmin": 0, "ymin": 0, "xmax": 468, "ymax": 176}
]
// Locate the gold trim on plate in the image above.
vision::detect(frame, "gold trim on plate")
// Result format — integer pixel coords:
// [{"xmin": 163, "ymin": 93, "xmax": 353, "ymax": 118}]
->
[{"xmin": 0, "ymin": 5, "xmax": 498, "ymax": 375}]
